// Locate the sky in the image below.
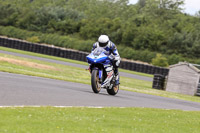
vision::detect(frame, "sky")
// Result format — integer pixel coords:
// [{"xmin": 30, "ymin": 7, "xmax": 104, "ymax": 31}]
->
[{"xmin": 129, "ymin": 0, "xmax": 200, "ymax": 15}]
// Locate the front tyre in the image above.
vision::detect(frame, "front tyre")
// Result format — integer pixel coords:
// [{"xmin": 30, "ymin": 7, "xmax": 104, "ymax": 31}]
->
[
  {"xmin": 91, "ymin": 69, "xmax": 101, "ymax": 93},
  {"xmin": 107, "ymin": 85, "xmax": 119, "ymax": 95}
]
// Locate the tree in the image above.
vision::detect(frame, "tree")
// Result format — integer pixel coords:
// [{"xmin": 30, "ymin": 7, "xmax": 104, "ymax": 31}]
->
[
  {"xmin": 144, "ymin": 0, "xmax": 184, "ymax": 19},
  {"xmin": 158, "ymin": 0, "xmax": 184, "ymax": 11},
  {"xmin": 138, "ymin": 0, "xmax": 146, "ymax": 8},
  {"xmin": 152, "ymin": 53, "xmax": 169, "ymax": 67}
]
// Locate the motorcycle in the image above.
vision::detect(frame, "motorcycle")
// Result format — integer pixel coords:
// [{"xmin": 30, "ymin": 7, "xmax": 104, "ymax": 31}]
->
[{"xmin": 86, "ymin": 47, "xmax": 119, "ymax": 95}]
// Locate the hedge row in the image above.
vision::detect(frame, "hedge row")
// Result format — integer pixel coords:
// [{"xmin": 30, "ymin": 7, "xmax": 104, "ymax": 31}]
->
[
  {"xmin": 0, "ymin": 26, "xmax": 159, "ymax": 63},
  {"xmin": 0, "ymin": 26, "xmax": 93, "ymax": 52}
]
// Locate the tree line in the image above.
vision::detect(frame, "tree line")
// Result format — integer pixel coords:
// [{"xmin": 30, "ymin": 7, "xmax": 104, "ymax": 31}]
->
[{"xmin": 0, "ymin": 0, "xmax": 200, "ymax": 66}]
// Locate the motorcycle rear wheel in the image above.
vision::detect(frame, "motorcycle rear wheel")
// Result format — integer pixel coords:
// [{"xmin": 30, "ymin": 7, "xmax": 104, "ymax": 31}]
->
[
  {"xmin": 107, "ymin": 84, "xmax": 119, "ymax": 95},
  {"xmin": 91, "ymin": 70, "xmax": 101, "ymax": 93}
]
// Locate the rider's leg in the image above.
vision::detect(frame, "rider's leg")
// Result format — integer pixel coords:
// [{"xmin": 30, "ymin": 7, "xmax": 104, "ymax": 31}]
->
[
  {"xmin": 114, "ymin": 67, "xmax": 120, "ymax": 85},
  {"xmin": 113, "ymin": 61, "xmax": 120, "ymax": 85}
]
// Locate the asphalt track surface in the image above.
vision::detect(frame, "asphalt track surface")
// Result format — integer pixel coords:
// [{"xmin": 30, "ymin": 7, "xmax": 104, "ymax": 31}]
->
[
  {"xmin": 0, "ymin": 50, "xmax": 153, "ymax": 82},
  {"xmin": 1, "ymin": 49, "xmax": 200, "ymax": 111},
  {"xmin": 1, "ymin": 72, "xmax": 200, "ymax": 111}
]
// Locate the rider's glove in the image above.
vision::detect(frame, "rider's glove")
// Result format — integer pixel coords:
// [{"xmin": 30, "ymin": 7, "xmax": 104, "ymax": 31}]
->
[
  {"xmin": 116, "ymin": 60, "xmax": 120, "ymax": 67},
  {"xmin": 115, "ymin": 56, "xmax": 121, "ymax": 67}
]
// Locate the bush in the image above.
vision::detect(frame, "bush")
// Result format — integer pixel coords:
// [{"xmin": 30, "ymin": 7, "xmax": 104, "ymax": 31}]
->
[
  {"xmin": 0, "ymin": 26, "xmax": 39, "ymax": 39},
  {"xmin": 26, "ymin": 36, "xmax": 40, "ymax": 43},
  {"xmin": 118, "ymin": 45, "xmax": 156, "ymax": 63},
  {"xmin": 152, "ymin": 54, "xmax": 169, "ymax": 67},
  {"xmin": 168, "ymin": 54, "xmax": 180, "ymax": 65}
]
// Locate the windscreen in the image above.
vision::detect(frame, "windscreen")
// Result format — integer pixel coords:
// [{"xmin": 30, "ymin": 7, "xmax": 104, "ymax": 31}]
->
[{"xmin": 93, "ymin": 47, "xmax": 105, "ymax": 56}]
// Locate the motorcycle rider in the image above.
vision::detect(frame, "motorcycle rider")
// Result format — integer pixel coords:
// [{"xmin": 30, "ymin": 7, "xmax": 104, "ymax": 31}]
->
[{"xmin": 92, "ymin": 35, "xmax": 121, "ymax": 88}]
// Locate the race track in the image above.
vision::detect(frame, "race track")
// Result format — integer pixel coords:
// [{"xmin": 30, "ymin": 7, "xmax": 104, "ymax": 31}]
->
[{"xmin": 1, "ymin": 72, "xmax": 200, "ymax": 111}]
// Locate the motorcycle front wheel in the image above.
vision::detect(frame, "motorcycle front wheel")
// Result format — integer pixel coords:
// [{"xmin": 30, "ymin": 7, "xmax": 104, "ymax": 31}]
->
[
  {"xmin": 91, "ymin": 69, "xmax": 101, "ymax": 93},
  {"xmin": 107, "ymin": 84, "xmax": 119, "ymax": 95}
]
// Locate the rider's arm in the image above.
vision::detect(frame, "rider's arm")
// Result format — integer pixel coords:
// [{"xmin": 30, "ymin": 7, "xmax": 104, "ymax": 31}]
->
[
  {"xmin": 92, "ymin": 42, "xmax": 98, "ymax": 52},
  {"xmin": 109, "ymin": 42, "xmax": 120, "ymax": 60},
  {"xmin": 109, "ymin": 41, "xmax": 121, "ymax": 67}
]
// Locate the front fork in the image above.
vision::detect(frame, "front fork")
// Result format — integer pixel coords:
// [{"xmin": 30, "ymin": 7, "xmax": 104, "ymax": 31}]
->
[
  {"xmin": 89, "ymin": 66, "xmax": 103, "ymax": 84},
  {"xmin": 99, "ymin": 69, "xmax": 103, "ymax": 84}
]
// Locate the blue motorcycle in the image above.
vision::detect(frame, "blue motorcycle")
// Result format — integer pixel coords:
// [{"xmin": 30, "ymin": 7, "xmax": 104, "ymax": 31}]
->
[{"xmin": 86, "ymin": 47, "xmax": 119, "ymax": 95}]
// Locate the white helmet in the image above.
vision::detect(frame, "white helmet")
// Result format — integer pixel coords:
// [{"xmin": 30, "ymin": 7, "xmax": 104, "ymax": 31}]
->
[{"xmin": 98, "ymin": 35, "xmax": 109, "ymax": 47}]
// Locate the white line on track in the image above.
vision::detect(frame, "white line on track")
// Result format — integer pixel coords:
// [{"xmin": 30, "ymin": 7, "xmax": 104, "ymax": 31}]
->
[{"xmin": 0, "ymin": 106, "xmax": 113, "ymax": 108}]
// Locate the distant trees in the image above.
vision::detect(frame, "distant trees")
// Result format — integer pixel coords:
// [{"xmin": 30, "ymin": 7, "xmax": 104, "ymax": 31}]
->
[
  {"xmin": 138, "ymin": 0, "xmax": 146, "ymax": 8},
  {"xmin": 0, "ymin": 0, "xmax": 200, "ymax": 65}
]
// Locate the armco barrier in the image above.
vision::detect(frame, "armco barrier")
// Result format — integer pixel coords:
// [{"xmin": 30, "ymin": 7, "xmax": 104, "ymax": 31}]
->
[{"xmin": 0, "ymin": 36, "xmax": 169, "ymax": 76}]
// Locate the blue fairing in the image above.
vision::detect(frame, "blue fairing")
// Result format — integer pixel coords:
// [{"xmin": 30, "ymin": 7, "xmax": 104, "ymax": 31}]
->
[
  {"xmin": 87, "ymin": 47, "xmax": 114, "ymax": 81},
  {"xmin": 86, "ymin": 47, "xmax": 112, "ymax": 65},
  {"xmin": 87, "ymin": 55, "xmax": 108, "ymax": 64}
]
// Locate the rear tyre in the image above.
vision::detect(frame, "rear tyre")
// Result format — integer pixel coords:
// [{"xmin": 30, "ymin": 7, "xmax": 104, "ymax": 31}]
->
[
  {"xmin": 91, "ymin": 70, "xmax": 101, "ymax": 93},
  {"xmin": 107, "ymin": 84, "xmax": 119, "ymax": 95}
]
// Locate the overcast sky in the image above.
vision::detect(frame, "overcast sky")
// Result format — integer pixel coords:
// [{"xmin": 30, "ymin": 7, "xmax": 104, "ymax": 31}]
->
[{"xmin": 129, "ymin": 0, "xmax": 200, "ymax": 15}]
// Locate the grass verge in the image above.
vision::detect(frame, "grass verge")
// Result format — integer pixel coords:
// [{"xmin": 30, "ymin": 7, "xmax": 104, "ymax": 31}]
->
[
  {"xmin": 0, "ymin": 107, "xmax": 200, "ymax": 133},
  {"xmin": 0, "ymin": 46, "xmax": 88, "ymax": 66},
  {"xmin": 0, "ymin": 47, "xmax": 200, "ymax": 103},
  {"xmin": 0, "ymin": 46, "xmax": 153, "ymax": 78}
]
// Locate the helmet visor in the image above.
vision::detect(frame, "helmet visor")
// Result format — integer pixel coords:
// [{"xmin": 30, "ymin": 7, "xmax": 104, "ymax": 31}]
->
[{"xmin": 99, "ymin": 42, "xmax": 108, "ymax": 47}]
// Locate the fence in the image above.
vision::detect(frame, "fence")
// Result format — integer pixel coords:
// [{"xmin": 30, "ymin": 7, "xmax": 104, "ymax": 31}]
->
[{"xmin": 0, "ymin": 36, "xmax": 169, "ymax": 76}]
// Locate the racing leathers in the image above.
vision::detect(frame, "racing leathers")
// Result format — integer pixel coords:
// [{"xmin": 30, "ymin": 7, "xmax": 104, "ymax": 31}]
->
[{"xmin": 92, "ymin": 41, "xmax": 121, "ymax": 88}]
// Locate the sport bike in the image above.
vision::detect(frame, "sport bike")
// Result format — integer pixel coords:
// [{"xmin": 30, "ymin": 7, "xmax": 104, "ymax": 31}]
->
[{"xmin": 86, "ymin": 47, "xmax": 119, "ymax": 95}]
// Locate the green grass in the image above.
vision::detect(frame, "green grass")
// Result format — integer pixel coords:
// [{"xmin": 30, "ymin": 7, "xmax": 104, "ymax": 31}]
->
[
  {"xmin": 0, "ymin": 46, "xmax": 88, "ymax": 66},
  {"xmin": 0, "ymin": 107, "xmax": 200, "ymax": 133},
  {"xmin": 0, "ymin": 53, "xmax": 91, "ymax": 84},
  {"xmin": 119, "ymin": 68, "xmax": 153, "ymax": 78},
  {"xmin": 0, "ymin": 46, "xmax": 153, "ymax": 78},
  {"xmin": 0, "ymin": 47, "xmax": 200, "ymax": 133},
  {"xmin": 0, "ymin": 47, "xmax": 200, "ymax": 103}
]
